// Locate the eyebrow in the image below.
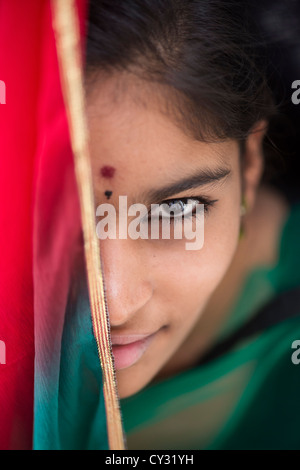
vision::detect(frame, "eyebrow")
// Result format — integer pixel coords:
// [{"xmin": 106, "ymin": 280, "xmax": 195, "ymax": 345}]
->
[{"xmin": 141, "ymin": 166, "xmax": 232, "ymax": 204}]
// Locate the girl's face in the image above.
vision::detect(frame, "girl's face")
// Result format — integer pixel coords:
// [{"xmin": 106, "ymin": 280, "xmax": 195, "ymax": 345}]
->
[{"xmin": 86, "ymin": 73, "xmax": 264, "ymax": 398}]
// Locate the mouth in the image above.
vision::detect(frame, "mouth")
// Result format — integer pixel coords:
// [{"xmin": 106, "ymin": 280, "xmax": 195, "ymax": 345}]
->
[{"xmin": 111, "ymin": 332, "xmax": 158, "ymax": 370}]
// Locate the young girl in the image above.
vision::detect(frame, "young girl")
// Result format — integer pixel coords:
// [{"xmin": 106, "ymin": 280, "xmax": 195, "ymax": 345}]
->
[
  {"xmin": 1, "ymin": 0, "xmax": 299, "ymax": 451},
  {"xmin": 80, "ymin": 0, "xmax": 300, "ymax": 449}
]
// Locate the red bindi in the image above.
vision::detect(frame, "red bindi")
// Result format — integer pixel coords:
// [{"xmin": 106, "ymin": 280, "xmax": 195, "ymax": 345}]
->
[{"xmin": 100, "ymin": 165, "xmax": 116, "ymax": 179}]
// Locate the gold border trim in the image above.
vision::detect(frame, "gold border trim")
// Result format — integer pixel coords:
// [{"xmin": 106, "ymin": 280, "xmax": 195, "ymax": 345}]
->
[{"xmin": 51, "ymin": 0, "xmax": 126, "ymax": 450}]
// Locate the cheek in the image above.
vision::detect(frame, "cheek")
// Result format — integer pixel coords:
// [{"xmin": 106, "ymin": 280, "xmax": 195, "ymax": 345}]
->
[{"xmin": 154, "ymin": 210, "xmax": 240, "ymax": 322}]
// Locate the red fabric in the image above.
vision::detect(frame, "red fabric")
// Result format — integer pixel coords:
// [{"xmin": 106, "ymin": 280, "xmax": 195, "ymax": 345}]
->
[{"xmin": 0, "ymin": 0, "xmax": 87, "ymax": 450}]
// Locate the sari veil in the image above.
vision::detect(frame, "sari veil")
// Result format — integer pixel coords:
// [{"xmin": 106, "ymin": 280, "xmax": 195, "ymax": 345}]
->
[{"xmin": 0, "ymin": 0, "xmax": 125, "ymax": 450}]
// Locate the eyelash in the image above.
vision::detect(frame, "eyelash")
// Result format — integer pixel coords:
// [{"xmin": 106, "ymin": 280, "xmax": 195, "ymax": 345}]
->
[{"xmin": 148, "ymin": 196, "xmax": 218, "ymax": 221}]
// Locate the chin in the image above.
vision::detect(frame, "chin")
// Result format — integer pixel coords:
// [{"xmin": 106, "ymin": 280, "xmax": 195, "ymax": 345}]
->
[
  {"xmin": 116, "ymin": 361, "xmax": 162, "ymax": 399},
  {"xmin": 117, "ymin": 375, "xmax": 147, "ymax": 399}
]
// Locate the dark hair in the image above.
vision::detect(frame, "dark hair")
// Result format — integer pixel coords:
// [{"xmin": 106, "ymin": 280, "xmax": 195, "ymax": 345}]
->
[{"xmin": 85, "ymin": 0, "xmax": 276, "ymax": 149}]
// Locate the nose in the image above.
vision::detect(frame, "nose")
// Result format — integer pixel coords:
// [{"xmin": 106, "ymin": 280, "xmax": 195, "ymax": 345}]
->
[{"xmin": 100, "ymin": 238, "xmax": 153, "ymax": 327}]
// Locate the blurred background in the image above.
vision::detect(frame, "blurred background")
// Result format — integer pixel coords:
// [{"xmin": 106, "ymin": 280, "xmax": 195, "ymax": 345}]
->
[{"xmin": 246, "ymin": 0, "xmax": 300, "ymax": 202}]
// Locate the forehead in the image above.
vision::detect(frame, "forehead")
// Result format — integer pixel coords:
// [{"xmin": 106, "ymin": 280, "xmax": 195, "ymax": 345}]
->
[{"xmin": 86, "ymin": 72, "xmax": 239, "ymax": 195}]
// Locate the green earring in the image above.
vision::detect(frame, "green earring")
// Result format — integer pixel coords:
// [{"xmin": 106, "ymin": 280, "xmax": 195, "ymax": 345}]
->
[
  {"xmin": 239, "ymin": 223, "xmax": 245, "ymax": 240},
  {"xmin": 239, "ymin": 195, "xmax": 247, "ymax": 240}
]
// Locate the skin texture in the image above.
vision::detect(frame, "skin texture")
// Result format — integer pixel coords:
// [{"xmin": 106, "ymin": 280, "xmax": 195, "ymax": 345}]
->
[{"xmin": 86, "ymin": 73, "xmax": 269, "ymax": 398}]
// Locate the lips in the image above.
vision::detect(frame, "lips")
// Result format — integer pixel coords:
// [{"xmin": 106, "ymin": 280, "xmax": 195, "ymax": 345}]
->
[{"xmin": 111, "ymin": 333, "xmax": 156, "ymax": 370}]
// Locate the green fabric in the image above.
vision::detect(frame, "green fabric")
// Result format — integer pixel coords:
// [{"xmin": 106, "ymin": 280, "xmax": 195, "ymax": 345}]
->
[
  {"xmin": 33, "ymin": 273, "xmax": 109, "ymax": 450},
  {"xmin": 120, "ymin": 202, "xmax": 300, "ymax": 450}
]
